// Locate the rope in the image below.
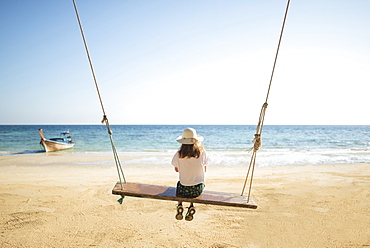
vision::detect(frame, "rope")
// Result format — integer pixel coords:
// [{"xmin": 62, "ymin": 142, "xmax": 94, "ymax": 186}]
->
[
  {"xmin": 72, "ymin": 0, "xmax": 126, "ymax": 187},
  {"xmin": 241, "ymin": 0, "xmax": 291, "ymax": 200}
]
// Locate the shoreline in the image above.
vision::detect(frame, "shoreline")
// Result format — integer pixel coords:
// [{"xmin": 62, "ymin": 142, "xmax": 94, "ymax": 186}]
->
[
  {"xmin": 1, "ymin": 149, "xmax": 369, "ymax": 168},
  {"xmin": 1, "ymin": 155, "xmax": 369, "ymax": 247}
]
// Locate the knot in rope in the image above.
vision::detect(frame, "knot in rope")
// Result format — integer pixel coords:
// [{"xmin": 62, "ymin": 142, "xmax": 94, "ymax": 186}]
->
[
  {"xmin": 101, "ymin": 115, "xmax": 107, "ymax": 124},
  {"xmin": 252, "ymin": 134, "xmax": 262, "ymax": 151},
  {"xmin": 101, "ymin": 115, "xmax": 113, "ymax": 135},
  {"xmin": 247, "ymin": 134, "xmax": 262, "ymax": 152}
]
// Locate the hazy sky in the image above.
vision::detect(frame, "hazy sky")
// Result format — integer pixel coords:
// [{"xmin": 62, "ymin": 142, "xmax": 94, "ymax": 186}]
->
[{"xmin": 1, "ymin": 0, "xmax": 369, "ymax": 125}]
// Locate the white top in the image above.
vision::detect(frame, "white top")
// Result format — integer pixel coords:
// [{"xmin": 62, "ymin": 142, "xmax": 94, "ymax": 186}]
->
[{"xmin": 171, "ymin": 151, "xmax": 210, "ymax": 186}]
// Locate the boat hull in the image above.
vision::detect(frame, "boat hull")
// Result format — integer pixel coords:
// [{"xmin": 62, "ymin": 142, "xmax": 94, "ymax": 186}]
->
[{"xmin": 40, "ymin": 139, "xmax": 74, "ymax": 152}]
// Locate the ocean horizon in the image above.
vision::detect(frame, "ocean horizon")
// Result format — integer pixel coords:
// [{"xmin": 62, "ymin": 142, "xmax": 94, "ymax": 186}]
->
[{"xmin": 0, "ymin": 125, "xmax": 369, "ymax": 167}]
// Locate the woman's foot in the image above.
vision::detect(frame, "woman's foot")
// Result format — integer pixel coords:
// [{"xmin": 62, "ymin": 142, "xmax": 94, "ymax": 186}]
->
[
  {"xmin": 175, "ymin": 204, "xmax": 184, "ymax": 220},
  {"xmin": 185, "ymin": 206, "xmax": 196, "ymax": 221}
]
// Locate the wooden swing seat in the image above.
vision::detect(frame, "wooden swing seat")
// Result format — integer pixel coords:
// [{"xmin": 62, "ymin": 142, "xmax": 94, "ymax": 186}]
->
[{"xmin": 112, "ymin": 182, "xmax": 257, "ymax": 209}]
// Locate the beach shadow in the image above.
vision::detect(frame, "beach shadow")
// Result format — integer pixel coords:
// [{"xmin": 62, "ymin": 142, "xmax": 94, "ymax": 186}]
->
[{"xmin": 9, "ymin": 149, "xmax": 45, "ymax": 155}]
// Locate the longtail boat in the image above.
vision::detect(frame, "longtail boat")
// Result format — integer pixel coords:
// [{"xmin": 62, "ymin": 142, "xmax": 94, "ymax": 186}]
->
[{"xmin": 38, "ymin": 129, "xmax": 74, "ymax": 152}]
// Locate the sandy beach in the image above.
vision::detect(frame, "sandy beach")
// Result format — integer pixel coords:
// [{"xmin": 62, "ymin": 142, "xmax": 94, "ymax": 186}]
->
[{"xmin": 0, "ymin": 154, "xmax": 369, "ymax": 247}]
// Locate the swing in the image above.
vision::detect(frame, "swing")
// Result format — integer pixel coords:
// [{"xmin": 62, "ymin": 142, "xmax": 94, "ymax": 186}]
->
[
  {"xmin": 112, "ymin": 182, "xmax": 257, "ymax": 208},
  {"xmin": 72, "ymin": 0, "xmax": 291, "ymax": 209}
]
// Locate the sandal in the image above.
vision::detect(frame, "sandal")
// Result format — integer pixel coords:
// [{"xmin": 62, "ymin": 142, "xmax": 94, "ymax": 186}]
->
[
  {"xmin": 175, "ymin": 205, "xmax": 184, "ymax": 220},
  {"xmin": 185, "ymin": 207, "xmax": 196, "ymax": 221}
]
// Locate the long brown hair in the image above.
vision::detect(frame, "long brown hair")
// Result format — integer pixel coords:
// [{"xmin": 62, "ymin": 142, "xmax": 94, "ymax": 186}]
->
[{"xmin": 178, "ymin": 143, "xmax": 203, "ymax": 159}]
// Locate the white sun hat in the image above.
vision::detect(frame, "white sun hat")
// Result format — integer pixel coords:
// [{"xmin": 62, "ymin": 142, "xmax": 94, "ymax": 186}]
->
[{"xmin": 176, "ymin": 128, "xmax": 204, "ymax": 144}]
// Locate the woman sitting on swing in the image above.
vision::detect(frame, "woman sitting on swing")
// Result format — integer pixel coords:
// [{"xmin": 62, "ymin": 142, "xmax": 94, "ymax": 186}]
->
[{"xmin": 171, "ymin": 128, "xmax": 210, "ymax": 221}]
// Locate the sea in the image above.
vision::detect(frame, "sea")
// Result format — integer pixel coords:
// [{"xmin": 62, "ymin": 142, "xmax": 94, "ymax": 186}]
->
[{"xmin": 0, "ymin": 125, "xmax": 369, "ymax": 167}]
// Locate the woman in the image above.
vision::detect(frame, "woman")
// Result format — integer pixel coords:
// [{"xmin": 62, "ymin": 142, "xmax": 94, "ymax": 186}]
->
[{"xmin": 171, "ymin": 128, "xmax": 210, "ymax": 221}]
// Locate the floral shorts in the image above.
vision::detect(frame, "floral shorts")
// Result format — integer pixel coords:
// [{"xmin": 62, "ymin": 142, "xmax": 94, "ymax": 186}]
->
[{"xmin": 176, "ymin": 181, "xmax": 205, "ymax": 198}]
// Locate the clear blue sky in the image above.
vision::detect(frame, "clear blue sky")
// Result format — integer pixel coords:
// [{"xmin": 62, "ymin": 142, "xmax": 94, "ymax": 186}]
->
[{"xmin": 1, "ymin": 0, "xmax": 369, "ymax": 125}]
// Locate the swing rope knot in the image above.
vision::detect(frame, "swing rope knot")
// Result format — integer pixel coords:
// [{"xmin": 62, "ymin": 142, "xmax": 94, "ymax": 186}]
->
[
  {"xmin": 101, "ymin": 115, "xmax": 107, "ymax": 124},
  {"xmin": 101, "ymin": 115, "xmax": 113, "ymax": 134},
  {"xmin": 252, "ymin": 134, "xmax": 262, "ymax": 151},
  {"xmin": 247, "ymin": 134, "xmax": 262, "ymax": 152}
]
